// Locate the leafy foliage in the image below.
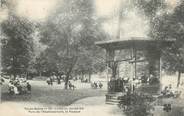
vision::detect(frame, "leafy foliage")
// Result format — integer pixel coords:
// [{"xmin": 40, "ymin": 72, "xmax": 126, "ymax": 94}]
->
[
  {"xmin": 151, "ymin": 1, "xmax": 184, "ymax": 86},
  {"xmin": 1, "ymin": 14, "xmax": 34, "ymax": 77},
  {"xmin": 38, "ymin": 0, "xmax": 107, "ymax": 88},
  {"xmin": 133, "ymin": 0, "xmax": 166, "ymax": 18},
  {"xmin": 119, "ymin": 93, "xmax": 155, "ymax": 116}
]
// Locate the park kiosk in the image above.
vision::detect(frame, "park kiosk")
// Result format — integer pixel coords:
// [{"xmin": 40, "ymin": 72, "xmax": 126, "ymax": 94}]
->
[{"xmin": 95, "ymin": 37, "xmax": 174, "ymax": 104}]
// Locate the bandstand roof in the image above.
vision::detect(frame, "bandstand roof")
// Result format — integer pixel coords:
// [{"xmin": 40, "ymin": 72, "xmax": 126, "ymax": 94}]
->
[{"xmin": 95, "ymin": 37, "xmax": 175, "ymax": 50}]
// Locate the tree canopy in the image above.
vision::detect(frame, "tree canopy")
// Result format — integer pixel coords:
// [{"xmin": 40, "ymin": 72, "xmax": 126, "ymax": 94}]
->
[
  {"xmin": 1, "ymin": 14, "xmax": 34, "ymax": 77},
  {"xmin": 36, "ymin": 0, "xmax": 107, "ymax": 88},
  {"xmin": 150, "ymin": 1, "xmax": 184, "ymax": 87}
]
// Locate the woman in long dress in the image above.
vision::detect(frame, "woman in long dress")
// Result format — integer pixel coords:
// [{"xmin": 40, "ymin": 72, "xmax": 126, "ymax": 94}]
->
[
  {"xmin": 8, "ymin": 81, "xmax": 14, "ymax": 94},
  {"xmin": 14, "ymin": 85, "xmax": 19, "ymax": 95}
]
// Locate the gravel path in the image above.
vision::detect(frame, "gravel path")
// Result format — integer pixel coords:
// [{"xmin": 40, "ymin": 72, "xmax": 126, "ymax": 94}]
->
[
  {"xmin": 71, "ymin": 96, "xmax": 125, "ymax": 116},
  {"xmin": 0, "ymin": 96, "xmax": 124, "ymax": 116}
]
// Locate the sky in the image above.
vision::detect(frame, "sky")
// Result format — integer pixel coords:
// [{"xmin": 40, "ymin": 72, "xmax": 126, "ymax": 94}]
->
[
  {"xmin": 0, "ymin": 0, "xmax": 181, "ymax": 39},
  {"xmin": 16, "ymin": 0, "xmax": 59, "ymax": 21},
  {"xmin": 94, "ymin": 0, "xmax": 181, "ymax": 38}
]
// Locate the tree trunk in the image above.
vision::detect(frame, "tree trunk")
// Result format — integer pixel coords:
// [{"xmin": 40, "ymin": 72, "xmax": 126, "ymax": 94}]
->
[
  {"xmin": 88, "ymin": 71, "xmax": 91, "ymax": 83},
  {"xmin": 26, "ymin": 72, "xmax": 28, "ymax": 79},
  {"xmin": 177, "ymin": 70, "xmax": 181, "ymax": 87},
  {"xmin": 64, "ymin": 56, "xmax": 78, "ymax": 89},
  {"xmin": 82, "ymin": 72, "xmax": 84, "ymax": 81},
  {"xmin": 112, "ymin": 62, "xmax": 117, "ymax": 79},
  {"xmin": 39, "ymin": 71, "xmax": 42, "ymax": 77},
  {"xmin": 64, "ymin": 69, "xmax": 73, "ymax": 89},
  {"xmin": 64, "ymin": 73, "xmax": 69, "ymax": 89}
]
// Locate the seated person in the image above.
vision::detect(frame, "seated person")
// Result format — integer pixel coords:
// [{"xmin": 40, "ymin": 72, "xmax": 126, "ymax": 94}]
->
[
  {"xmin": 94, "ymin": 82, "xmax": 98, "ymax": 88},
  {"xmin": 98, "ymin": 82, "xmax": 103, "ymax": 88},
  {"xmin": 8, "ymin": 81, "xmax": 14, "ymax": 94},
  {"xmin": 46, "ymin": 78, "xmax": 51, "ymax": 85},
  {"xmin": 68, "ymin": 81, "xmax": 76, "ymax": 90}
]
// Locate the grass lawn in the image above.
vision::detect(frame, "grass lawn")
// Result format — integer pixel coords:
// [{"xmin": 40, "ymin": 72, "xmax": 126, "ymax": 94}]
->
[{"xmin": 1, "ymin": 81, "xmax": 107, "ymax": 106}]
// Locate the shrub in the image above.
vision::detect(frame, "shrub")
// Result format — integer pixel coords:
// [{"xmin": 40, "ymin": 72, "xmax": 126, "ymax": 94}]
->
[{"xmin": 119, "ymin": 93, "xmax": 155, "ymax": 116}]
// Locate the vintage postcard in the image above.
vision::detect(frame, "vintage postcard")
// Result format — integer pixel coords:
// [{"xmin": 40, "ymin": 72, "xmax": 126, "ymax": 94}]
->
[{"xmin": 0, "ymin": 0, "xmax": 184, "ymax": 116}]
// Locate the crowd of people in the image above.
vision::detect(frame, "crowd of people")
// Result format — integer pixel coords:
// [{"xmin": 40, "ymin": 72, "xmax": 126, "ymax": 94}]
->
[
  {"xmin": 46, "ymin": 74, "xmax": 64, "ymax": 85},
  {"xmin": 8, "ymin": 77, "xmax": 31, "ymax": 95},
  {"xmin": 91, "ymin": 81, "xmax": 103, "ymax": 89},
  {"xmin": 46, "ymin": 74, "xmax": 77, "ymax": 89},
  {"xmin": 161, "ymin": 84, "xmax": 181, "ymax": 98}
]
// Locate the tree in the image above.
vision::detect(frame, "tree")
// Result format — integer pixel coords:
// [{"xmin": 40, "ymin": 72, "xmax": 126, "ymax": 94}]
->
[
  {"xmin": 132, "ymin": 0, "xmax": 184, "ymax": 87},
  {"xmin": 34, "ymin": 52, "xmax": 47, "ymax": 76},
  {"xmin": 39, "ymin": 0, "xmax": 107, "ymax": 89},
  {"xmin": 1, "ymin": 14, "xmax": 34, "ymax": 78},
  {"xmin": 151, "ymin": 1, "xmax": 184, "ymax": 87},
  {"xmin": 133, "ymin": 0, "xmax": 166, "ymax": 17}
]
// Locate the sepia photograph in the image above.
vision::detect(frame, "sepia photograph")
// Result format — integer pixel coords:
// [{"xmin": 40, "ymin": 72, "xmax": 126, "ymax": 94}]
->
[{"xmin": 0, "ymin": 0, "xmax": 184, "ymax": 116}]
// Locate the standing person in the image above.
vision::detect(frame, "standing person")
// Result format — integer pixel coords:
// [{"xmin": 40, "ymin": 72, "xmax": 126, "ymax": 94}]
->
[
  {"xmin": 14, "ymin": 84, "xmax": 19, "ymax": 95},
  {"xmin": 68, "ymin": 81, "xmax": 72, "ymax": 89},
  {"xmin": 50, "ymin": 76, "xmax": 53, "ymax": 86},
  {"xmin": 16, "ymin": 82, "xmax": 22, "ymax": 94},
  {"xmin": 125, "ymin": 86, "xmax": 131, "ymax": 105},
  {"xmin": 27, "ymin": 82, "xmax": 31, "ymax": 93}
]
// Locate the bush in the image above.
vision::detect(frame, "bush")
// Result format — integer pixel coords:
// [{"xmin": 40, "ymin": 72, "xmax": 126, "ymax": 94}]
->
[{"xmin": 119, "ymin": 93, "xmax": 155, "ymax": 116}]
